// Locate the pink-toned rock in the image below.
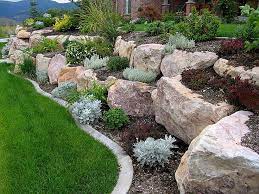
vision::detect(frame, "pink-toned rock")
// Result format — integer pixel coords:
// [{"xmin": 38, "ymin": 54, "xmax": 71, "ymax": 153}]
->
[
  {"xmin": 58, "ymin": 66, "xmax": 85, "ymax": 86},
  {"xmin": 152, "ymin": 76, "xmax": 234, "ymax": 144},
  {"xmin": 108, "ymin": 79, "xmax": 155, "ymax": 117},
  {"xmin": 175, "ymin": 111, "xmax": 259, "ymax": 194},
  {"xmin": 76, "ymin": 69, "xmax": 98, "ymax": 91},
  {"xmin": 29, "ymin": 34, "xmax": 43, "ymax": 48},
  {"xmin": 48, "ymin": 54, "xmax": 67, "ymax": 84}
]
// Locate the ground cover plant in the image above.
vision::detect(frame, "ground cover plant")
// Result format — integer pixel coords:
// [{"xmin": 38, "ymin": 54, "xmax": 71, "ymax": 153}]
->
[
  {"xmin": 107, "ymin": 56, "xmax": 129, "ymax": 71},
  {"xmin": 103, "ymin": 108, "xmax": 129, "ymax": 130},
  {"xmin": 0, "ymin": 63, "xmax": 118, "ymax": 193},
  {"xmin": 32, "ymin": 38, "xmax": 62, "ymax": 54},
  {"xmin": 123, "ymin": 68, "xmax": 157, "ymax": 83}
]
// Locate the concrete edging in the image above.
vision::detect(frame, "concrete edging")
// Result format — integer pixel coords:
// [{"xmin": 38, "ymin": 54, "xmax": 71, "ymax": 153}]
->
[{"xmin": 25, "ymin": 78, "xmax": 134, "ymax": 194}]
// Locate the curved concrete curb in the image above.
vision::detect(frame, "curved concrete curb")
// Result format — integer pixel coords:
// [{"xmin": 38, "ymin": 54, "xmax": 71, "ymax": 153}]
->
[{"xmin": 23, "ymin": 77, "xmax": 133, "ymax": 194}]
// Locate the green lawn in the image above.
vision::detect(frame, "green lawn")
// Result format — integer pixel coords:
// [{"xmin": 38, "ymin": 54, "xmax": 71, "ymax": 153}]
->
[
  {"xmin": 0, "ymin": 42, "xmax": 6, "ymax": 59},
  {"xmin": 0, "ymin": 64, "xmax": 118, "ymax": 193}
]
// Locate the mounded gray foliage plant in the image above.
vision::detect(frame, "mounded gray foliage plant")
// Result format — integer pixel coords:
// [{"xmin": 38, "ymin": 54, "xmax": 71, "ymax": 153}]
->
[
  {"xmin": 133, "ymin": 135, "xmax": 178, "ymax": 167},
  {"xmin": 51, "ymin": 82, "xmax": 77, "ymax": 100},
  {"xmin": 123, "ymin": 68, "xmax": 157, "ymax": 83},
  {"xmin": 84, "ymin": 54, "xmax": 109, "ymax": 70}
]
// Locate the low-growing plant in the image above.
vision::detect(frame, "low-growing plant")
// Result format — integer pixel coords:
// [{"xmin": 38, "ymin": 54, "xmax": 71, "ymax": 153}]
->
[
  {"xmin": 107, "ymin": 56, "xmax": 129, "ymax": 71},
  {"xmin": 39, "ymin": 16, "xmax": 56, "ymax": 27},
  {"xmin": 33, "ymin": 21, "xmax": 45, "ymax": 30},
  {"xmin": 220, "ymin": 39, "xmax": 244, "ymax": 55},
  {"xmin": 20, "ymin": 57, "xmax": 36, "ymax": 77},
  {"xmin": 85, "ymin": 82, "xmax": 108, "ymax": 103},
  {"xmin": 123, "ymin": 68, "xmax": 157, "ymax": 83},
  {"xmin": 23, "ymin": 18, "xmax": 35, "ymax": 27},
  {"xmin": 145, "ymin": 21, "xmax": 165, "ymax": 36},
  {"xmin": 32, "ymin": 38, "xmax": 62, "ymax": 54},
  {"xmin": 122, "ymin": 23, "xmax": 136, "ymax": 33},
  {"xmin": 181, "ymin": 69, "xmax": 210, "ymax": 90},
  {"xmin": 245, "ymin": 39, "xmax": 259, "ymax": 52},
  {"xmin": 71, "ymin": 95, "xmax": 102, "ymax": 125},
  {"xmin": 133, "ymin": 135, "xmax": 178, "ymax": 167},
  {"xmin": 84, "ymin": 54, "xmax": 109, "ymax": 70},
  {"xmin": 51, "ymin": 82, "xmax": 77, "ymax": 100},
  {"xmin": 164, "ymin": 33, "xmax": 195, "ymax": 54},
  {"xmin": 103, "ymin": 108, "xmax": 129, "ymax": 130},
  {"xmin": 54, "ymin": 14, "xmax": 73, "ymax": 32}
]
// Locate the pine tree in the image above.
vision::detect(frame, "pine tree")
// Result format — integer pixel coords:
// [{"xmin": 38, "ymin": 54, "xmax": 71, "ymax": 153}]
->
[{"xmin": 30, "ymin": 0, "xmax": 39, "ymax": 18}]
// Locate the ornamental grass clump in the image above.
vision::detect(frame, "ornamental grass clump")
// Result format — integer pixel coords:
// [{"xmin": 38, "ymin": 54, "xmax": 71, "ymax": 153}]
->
[
  {"xmin": 32, "ymin": 38, "xmax": 62, "ymax": 54},
  {"xmin": 20, "ymin": 57, "xmax": 36, "ymax": 78},
  {"xmin": 123, "ymin": 68, "xmax": 157, "ymax": 83},
  {"xmin": 51, "ymin": 82, "xmax": 77, "ymax": 100},
  {"xmin": 103, "ymin": 108, "xmax": 129, "ymax": 130},
  {"xmin": 71, "ymin": 95, "xmax": 102, "ymax": 125},
  {"xmin": 84, "ymin": 54, "xmax": 109, "ymax": 70},
  {"xmin": 133, "ymin": 135, "xmax": 178, "ymax": 167},
  {"xmin": 164, "ymin": 33, "xmax": 195, "ymax": 54}
]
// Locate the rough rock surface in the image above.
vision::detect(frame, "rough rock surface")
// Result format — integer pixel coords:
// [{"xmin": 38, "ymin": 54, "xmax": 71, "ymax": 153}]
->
[
  {"xmin": 36, "ymin": 54, "xmax": 51, "ymax": 83},
  {"xmin": 17, "ymin": 30, "xmax": 31, "ymax": 39},
  {"xmin": 108, "ymin": 79, "xmax": 155, "ymax": 117},
  {"xmin": 130, "ymin": 44, "xmax": 165, "ymax": 75},
  {"xmin": 152, "ymin": 76, "xmax": 234, "ymax": 144},
  {"xmin": 114, "ymin": 36, "xmax": 136, "ymax": 59},
  {"xmin": 58, "ymin": 66, "xmax": 85, "ymax": 86},
  {"xmin": 48, "ymin": 54, "xmax": 67, "ymax": 84},
  {"xmin": 8, "ymin": 37, "xmax": 29, "ymax": 56},
  {"xmin": 29, "ymin": 34, "xmax": 43, "ymax": 48},
  {"xmin": 214, "ymin": 58, "xmax": 259, "ymax": 86},
  {"xmin": 9, "ymin": 50, "xmax": 25, "ymax": 65},
  {"xmin": 175, "ymin": 111, "xmax": 259, "ymax": 194},
  {"xmin": 31, "ymin": 29, "xmax": 53, "ymax": 36},
  {"xmin": 76, "ymin": 69, "xmax": 98, "ymax": 91},
  {"xmin": 161, "ymin": 50, "xmax": 218, "ymax": 77}
]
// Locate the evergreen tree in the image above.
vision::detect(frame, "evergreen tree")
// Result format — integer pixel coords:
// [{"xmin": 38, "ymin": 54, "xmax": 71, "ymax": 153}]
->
[{"xmin": 30, "ymin": 0, "xmax": 39, "ymax": 18}]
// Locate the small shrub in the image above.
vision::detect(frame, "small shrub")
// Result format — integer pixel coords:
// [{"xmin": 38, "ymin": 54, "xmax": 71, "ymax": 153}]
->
[
  {"xmin": 220, "ymin": 39, "xmax": 244, "ymax": 55},
  {"xmin": 122, "ymin": 23, "xmax": 136, "ymax": 33},
  {"xmin": 85, "ymin": 38, "xmax": 113, "ymax": 58},
  {"xmin": 51, "ymin": 82, "xmax": 77, "ymax": 100},
  {"xmin": 85, "ymin": 82, "xmax": 108, "ymax": 103},
  {"xmin": 145, "ymin": 21, "xmax": 165, "ymax": 36},
  {"xmin": 20, "ymin": 57, "xmax": 36, "ymax": 77},
  {"xmin": 245, "ymin": 39, "xmax": 259, "ymax": 52},
  {"xmin": 123, "ymin": 68, "xmax": 157, "ymax": 83},
  {"xmin": 39, "ymin": 16, "xmax": 56, "ymax": 27},
  {"xmin": 181, "ymin": 69, "xmax": 210, "ymax": 90},
  {"xmin": 24, "ymin": 18, "xmax": 34, "ymax": 27},
  {"xmin": 164, "ymin": 33, "xmax": 195, "ymax": 54},
  {"xmin": 228, "ymin": 77, "xmax": 259, "ymax": 112},
  {"xmin": 214, "ymin": 0, "xmax": 238, "ymax": 23},
  {"xmin": 84, "ymin": 54, "xmax": 109, "ymax": 70},
  {"xmin": 107, "ymin": 56, "xmax": 129, "ymax": 71},
  {"xmin": 33, "ymin": 21, "xmax": 45, "ymax": 30},
  {"xmin": 103, "ymin": 108, "xmax": 129, "ymax": 129},
  {"xmin": 54, "ymin": 14, "xmax": 73, "ymax": 32},
  {"xmin": 32, "ymin": 38, "xmax": 62, "ymax": 54},
  {"xmin": 71, "ymin": 95, "xmax": 102, "ymax": 125},
  {"xmin": 133, "ymin": 135, "xmax": 178, "ymax": 167}
]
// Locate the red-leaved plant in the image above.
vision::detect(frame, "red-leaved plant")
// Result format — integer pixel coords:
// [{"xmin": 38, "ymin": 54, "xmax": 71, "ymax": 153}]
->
[{"xmin": 220, "ymin": 39, "xmax": 244, "ymax": 55}]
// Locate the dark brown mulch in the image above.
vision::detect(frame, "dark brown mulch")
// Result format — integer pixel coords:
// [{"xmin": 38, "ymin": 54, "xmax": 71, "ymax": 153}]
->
[
  {"xmin": 242, "ymin": 114, "xmax": 259, "ymax": 154},
  {"xmin": 122, "ymin": 32, "xmax": 167, "ymax": 46},
  {"xmin": 94, "ymin": 116, "xmax": 188, "ymax": 194},
  {"xmin": 94, "ymin": 68, "xmax": 124, "ymax": 81},
  {"xmin": 221, "ymin": 52, "xmax": 259, "ymax": 69},
  {"xmin": 39, "ymin": 83, "xmax": 57, "ymax": 93}
]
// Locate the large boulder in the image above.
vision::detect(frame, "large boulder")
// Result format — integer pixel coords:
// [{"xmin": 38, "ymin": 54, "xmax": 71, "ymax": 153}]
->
[
  {"xmin": 161, "ymin": 50, "xmax": 218, "ymax": 77},
  {"xmin": 17, "ymin": 30, "xmax": 31, "ymax": 39},
  {"xmin": 108, "ymin": 79, "xmax": 155, "ymax": 117},
  {"xmin": 58, "ymin": 66, "xmax": 85, "ymax": 86},
  {"xmin": 152, "ymin": 76, "xmax": 234, "ymax": 144},
  {"xmin": 48, "ymin": 54, "xmax": 67, "ymax": 84},
  {"xmin": 130, "ymin": 44, "xmax": 165, "ymax": 75},
  {"xmin": 114, "ymin": 36, "xmax": 136, "ymax": 59},
  {"xmin": 29, "ymin": 34, "xmax": 44, "ymax": 48},
  {"xmin": 8, "ymin": 37, "xmax": 29, "ymax": 56},
  {"xmin": 175, "ymin": 111, "xmax": 259, "ymax": 194},
  {"xmin": 9, "ymin": 50, "xmax": 25, "ymax": 65},
  {"xmin": 31, "ymin": 29, "xmax": 53, "ymax": 36},
  {"xmin": 214, "ymin": 58, "xmax": 259, "ymax": 86},
  {"xmin": 76, "ymin": 69, "xmax": 98, "ymax": 91},
  {"xmin": 36, "ymin": 54, "xmax": 51, "ymax": 83}
]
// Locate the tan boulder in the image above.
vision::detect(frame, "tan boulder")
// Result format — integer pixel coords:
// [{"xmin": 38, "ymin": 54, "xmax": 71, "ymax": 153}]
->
[
  {"xmin": 36, "ymin": 54, "xmax": 51, "ymax": 83},
  {"xmin": 8, "ymin": 37, "xmax": 29, "ymax": 56},
  {"xmin": 114, "ymin": 36, "xmax": 136, "ymax": 59},
  {"xmin": 58, "ymin": 66, "xmax": 85, "ymax": 86},
  {"xmin": 29, "ymin": 34, "xmax": 44, "ymax": 48},
  {"xmin": 108, "ymin": 79, "xmax": 155, "ymax": 117},
  {"xmin": 76, "ymin": 69, "xmax": 98, "ymax": 91},
  {"xmin": 48, "ymin": 54, "xmax": 67, "ymax": 84},
  {"xmin": 161, "ymin": 50, "xmax": 218, "ymax": 77},
  {"xmin": 152, "ymin": 76, "xmax": 234, "ymax": 144},
  {"xmin": 175, "ymin": 111, "xmax": 259, "ymax": 194},
  {"xmin": 130, "ymin": 44, "xmax": 165, "ymax": 75},
  {"xmin": 17, "ymin": 30, "xmax": 31, "ymax": 39}
]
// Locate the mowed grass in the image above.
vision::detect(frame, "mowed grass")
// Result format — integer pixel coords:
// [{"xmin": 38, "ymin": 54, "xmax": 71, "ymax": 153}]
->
[
  {"xmin": 0, "ymin": 64, "xmax": 118, "ymax": 193},
  {"xmin": 217, "ymin": 23, "xmax": 245, "ymax": 37}
]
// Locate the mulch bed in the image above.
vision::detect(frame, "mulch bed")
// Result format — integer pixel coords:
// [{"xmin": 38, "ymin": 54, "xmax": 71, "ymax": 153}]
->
[
  {"xmin": 94, "ymin": 68, "xmax": 124, "ymax": 81},
  {"xmin": 185, "ymin": 39, "xmax": 222, "ymax": 53},
  {"xmin": 94, "ymin": 116, "xmax": 188, "ymax": 194},
  {"xmin": 242, "ymin": 115, "xmax": 259, "ymax": 155}
]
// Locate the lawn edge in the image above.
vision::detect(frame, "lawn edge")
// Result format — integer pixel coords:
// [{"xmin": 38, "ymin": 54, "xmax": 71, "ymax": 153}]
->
[{"xmin": 14, "ymin": 72, "xmax": 133, "ymax": 194}]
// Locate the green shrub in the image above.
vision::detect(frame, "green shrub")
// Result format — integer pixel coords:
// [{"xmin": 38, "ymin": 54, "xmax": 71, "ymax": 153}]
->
[
  {"xmin": 174, "ymin": 9, "xmax": 220, "ymax": 41},
  {"xmin": 85, "ymin": 38, "xmax": 113, "ymax": 58},
  {"xmin": 23, "ymin": 18, "xmax": 35, "ymax": 27},
  {"xmin": 107, "ymin": 56, "xmax": 129, "ymax": 71},
  {"xmin": 103, "ymin": 108, "xmax": 129, "ymax": 129},
  {"xmin": 146, "ymin": 21, "xmax": 165, "ymax": 36},
  {"xmin": 123, "ymin": 68, "xmax": 157, "ymax": 83},
  {"xmin": 33, "ymin": 21, "xmax": 45, "ymax": 30},
  {"xmin": 122, "ymin": 23, "xmax": 136, "ymax": 33},
  {"xmin": 54, "ymin": 14, "xmax": 73, "ymax": 32},
  {"xmin": 85, "ymin": 82, "xmax": 108, "ymax": 103},
  {"xmin": 245, "ymin": 39, "xmax": 259, "ymax": 52},
  {"xmin": 20, "ymin": 57, "xmax": 36, "ymax": 77},
  {"xmin": 40, "ymin": 17, "xmax": 56, "ymax": 27},
  {"xmin": 214, "ymin": 0, "xmax": 238, "ymax": 23},
  {"xmin": 47, "ymin": 8, "xmax": 68, "ymax": 17},
  {"xmin": 32, "ymin": 38, "xmax": 62, "ymax": 54}
]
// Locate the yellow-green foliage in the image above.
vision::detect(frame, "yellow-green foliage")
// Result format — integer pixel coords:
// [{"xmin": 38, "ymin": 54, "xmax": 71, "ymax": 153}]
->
[{"xmin": 54, "ymin": 14, "xmax": 73, "ymax": 32}]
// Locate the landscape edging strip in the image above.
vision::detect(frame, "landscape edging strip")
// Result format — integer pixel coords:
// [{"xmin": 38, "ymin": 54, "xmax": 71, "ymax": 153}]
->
[{"xmin": 21, "ymin": 76, "xmax": 133, "ymax": 194}]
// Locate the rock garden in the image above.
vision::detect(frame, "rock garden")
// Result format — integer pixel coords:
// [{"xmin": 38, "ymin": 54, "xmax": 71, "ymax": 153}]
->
[{"xmin": 1, "ymin": 1, "xmax": 259, "ymax": 193}]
